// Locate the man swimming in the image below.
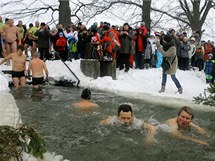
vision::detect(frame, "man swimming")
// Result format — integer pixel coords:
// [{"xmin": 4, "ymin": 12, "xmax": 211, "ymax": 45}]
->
[
  {"xmin": 74, "ymin": 88, "xmax": 99, "ymax": 109},
  {"xmin": 100, "ymin": 104, "xmax": 156, "ymax": 144},
  {"xmin": 164, "ymin": 106, "xmax": 209, "ymax": 145},
  {"xmin": 0, "ymin": 45, "xmax": 26, "ymax": 90},
  {"xmin": 27, "ymin": 51, "xmax": 48, "ymax": 89}
]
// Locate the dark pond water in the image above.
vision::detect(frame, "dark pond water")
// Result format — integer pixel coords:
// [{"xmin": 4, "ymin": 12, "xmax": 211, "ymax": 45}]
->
[{"xmin": 12, "ymin": 86, "xmax": 215, "ymax": 161}]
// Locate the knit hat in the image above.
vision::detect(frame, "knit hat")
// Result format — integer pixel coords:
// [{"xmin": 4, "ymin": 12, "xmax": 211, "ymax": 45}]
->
[
  {"xmin": 163, "ymin": 34, "xmax": 172, "ymax": 43},
  {"xmin": 208, "ymin": 53, "xmax": 213, "ymax": 58},
  {"xmin": 59, "ymin": 32, "xmax": 63, "ymax": 36},
  {"xmin": 140, "ymin": 22, "xmax": 145, "ymax": 26},
  {"xmin": 190, "ymin": 37, "xmax": 195, "ymax": 42}
]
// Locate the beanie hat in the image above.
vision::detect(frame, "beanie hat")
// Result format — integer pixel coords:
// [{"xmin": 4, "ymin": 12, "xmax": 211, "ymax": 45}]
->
[
  {"xmin": 140, "ymin": 22, "xmax": 145, "ymax": 26},
  {"xmin": 190, "ymin": 37, "xmax": 195, "ymax": 42},
  {"xmin": 208, "ymin": 53, "xmax": 213, "ymax": 58},
  {"xmin": 163, "ymin": 34, "xmax": 172, "ymax": 43},
  {"xmin": 81, "ymin": 88, "xmax": 91, "ymax": 100}
]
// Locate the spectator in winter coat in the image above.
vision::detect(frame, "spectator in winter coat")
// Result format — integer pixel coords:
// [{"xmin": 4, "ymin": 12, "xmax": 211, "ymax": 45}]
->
[
  {"xmin": 118, "ymin": 23, "xmax": 133, "ymax": 72},
  {"xmin": 189, "ymin": 37, "xmax": 197, "ymax": 67},
  {"xmin": 34, "ymin": 22, "xmax": 52, "ymax": 60},
  {"xmin": 91, "ymin": 28, "xmax": 103, "ymax": 60},
  {"xmin": 100, "ymin": 25, "xmax": 120, "ymax": 60},
  {"xmin": 144, "ymin": 39, "xmax": 152, "ymax": 69},
  {"xmin": 134, "ymin": 25, "xmax": 148, "ymax": 69},
  {"xmin": 178, "ymin": 37, "xmax": 191, "ymax": 70},
  {"xmin": 195, "ymin": 44, "xmax": 204, "ymax": 71},
  {"xmin": 204, "ymin": 53, "xmax": 215, "ymax": 83},
  {"xmin": 156, "ymin": 34, "xmax": 183, "ymax": 94}
]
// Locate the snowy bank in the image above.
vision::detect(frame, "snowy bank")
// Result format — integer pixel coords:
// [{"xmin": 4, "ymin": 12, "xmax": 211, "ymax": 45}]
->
[
  {"xmin": 46, "ymin": 60, "xmax": 213, "ymax": 111},
  {"xmin": 0, "ymin": 59, "xmax": 214, "ymax": 111}
]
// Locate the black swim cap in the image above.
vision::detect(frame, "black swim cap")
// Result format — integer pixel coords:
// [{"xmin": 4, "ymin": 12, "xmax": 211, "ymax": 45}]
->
[{"xmin": 81, "ymin": 88, "xmax": 91, "ymax": 100}]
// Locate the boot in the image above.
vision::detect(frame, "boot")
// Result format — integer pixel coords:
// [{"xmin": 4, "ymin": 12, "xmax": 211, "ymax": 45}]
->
[
  {"xmin": 159, "ymin": 86, "xmax": 165, "ymax": 93},
  {"xmin": 178, "ymin": 87, "xmax": 183, "ymax": 94}
]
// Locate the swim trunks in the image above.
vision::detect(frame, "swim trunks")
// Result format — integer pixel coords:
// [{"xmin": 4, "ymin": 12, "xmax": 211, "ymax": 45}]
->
[
  {"xmin": 12, "ymin": 71, "xmax": 25, "ymax": 78},
  {"xmin": 32, "ymin": 77, "xmax": 44, "ymax": 85}
]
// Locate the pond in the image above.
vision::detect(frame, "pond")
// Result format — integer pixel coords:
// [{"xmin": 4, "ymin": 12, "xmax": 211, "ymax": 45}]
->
[{"xmin": 12, "ymin": 86, "xmax": 215, "ymax": 161}]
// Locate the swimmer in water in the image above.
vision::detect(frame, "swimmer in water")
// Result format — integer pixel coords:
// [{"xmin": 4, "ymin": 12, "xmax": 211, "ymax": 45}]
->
[
  {"xmin": 74, "ymin": 88, "xmax": 99, "ymax": 109},
  {"xmin": 164, "ymin": 106, "xmax": 209, "ymax": 145},
  {"xmin": 100, "ymin": 104, "xmax": 156, "ymax": 143}
]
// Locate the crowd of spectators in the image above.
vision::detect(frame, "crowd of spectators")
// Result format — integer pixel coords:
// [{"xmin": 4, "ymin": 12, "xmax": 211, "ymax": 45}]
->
[{"xmin": 0, "ymin": 16, "xmax": 214, "ymax": 83}]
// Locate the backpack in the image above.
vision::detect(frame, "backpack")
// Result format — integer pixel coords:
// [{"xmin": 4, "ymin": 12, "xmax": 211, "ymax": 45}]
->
[{"xmin": 70, "ymin": 42, "xmax": 77, "ymax": 53}]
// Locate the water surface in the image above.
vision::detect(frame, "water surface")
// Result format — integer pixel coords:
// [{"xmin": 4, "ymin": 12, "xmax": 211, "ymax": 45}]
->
[{"xmin": 12, "ymin": 86, "xmax": 215, "ymax": 161}]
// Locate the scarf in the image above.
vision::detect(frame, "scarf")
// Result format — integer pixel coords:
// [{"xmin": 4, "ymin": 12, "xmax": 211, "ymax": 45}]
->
[{"xmin": 162, "ymin": 40, "xmax": 175, "ymax": 51}]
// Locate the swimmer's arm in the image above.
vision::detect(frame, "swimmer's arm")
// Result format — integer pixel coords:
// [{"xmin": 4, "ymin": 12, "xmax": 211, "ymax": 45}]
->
[
  {"xmin": 43, "ymin": 63, "xmax": 49, "ymax": 81},
  {"xmin": 24, "ymin": 56, "xmax": 27, "ymax": 75},
  {"xmin": 100, "ymin": 116, "xmax": 112, "ymax": 125},
  {"xmin": 171, "ymin": 130, "xmax": 208, "ymax": 145},
  {"xmin": 143, "ymin": 123, "xmax": 156, "ymax": 144},
  {"xmin": 190, "ymin": 122, "xmax": 209, "ymax": 137},
  {"xmin": 143, "ymin": 123, "xmax": 156, "ymax": 134},
  {"xmin": 0, "ymin": 53, "xmax": 13, "ymax": 65}
]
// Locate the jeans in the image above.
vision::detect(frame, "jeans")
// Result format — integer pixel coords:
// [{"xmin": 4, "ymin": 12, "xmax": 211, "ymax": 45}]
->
[{"xmin": 161, "ymin": 72, "xmax": 182, "ymax": 88}]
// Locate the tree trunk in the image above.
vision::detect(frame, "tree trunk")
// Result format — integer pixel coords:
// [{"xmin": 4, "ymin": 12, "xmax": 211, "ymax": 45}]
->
[
  {"xmin": 141, "ymin": 0, "xmax": 151, "ymax": 30},
  {"xmin": 59, "ymin": 0, "xmax": 71, "ymax": 27}
]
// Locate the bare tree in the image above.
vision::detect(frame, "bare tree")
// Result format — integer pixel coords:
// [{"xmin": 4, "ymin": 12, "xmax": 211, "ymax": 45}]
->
[
  {"xmin": 59, "ymin": 0, "xmax": 71, "ymax": 27},
  {"xmin": 0, "ymin": 0, "xmax": 153, "ymax": 29},
  {"xmin": 151, "ymin": 0, "xmax": 215, "ymax": 35}
]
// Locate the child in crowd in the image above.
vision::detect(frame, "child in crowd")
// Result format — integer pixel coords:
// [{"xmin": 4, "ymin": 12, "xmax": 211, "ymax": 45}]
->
[{"xmin": 204, "ymin": 53, "xmax": 215, "ymax": 83}]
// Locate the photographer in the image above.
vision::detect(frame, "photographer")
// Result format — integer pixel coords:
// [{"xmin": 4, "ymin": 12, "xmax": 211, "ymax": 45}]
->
[{"xmin": 34, "ymin": 22, "xmax": 52, "ymax": 60}]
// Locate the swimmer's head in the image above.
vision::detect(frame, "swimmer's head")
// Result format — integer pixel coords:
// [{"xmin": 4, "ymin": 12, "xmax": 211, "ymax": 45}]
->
[
  {"xmin": 34, "ymin": 52, "xmax": 41, "ymax": 58},
  {"xmin": 117, "ymin": 104, "xmax": 133, "ymax": 125},
  {"xmin": 178, "ymin": 106, "xmax": 194, "ymax": 120},
  {"xmin": 17, "ymin": 45, "xmax": 24, "ymax": 55},
  {"xmin": 81, "ymin": 88, "xmax": 91, "ymax": 100},
  {"xmin": 177, "ymin": 106, "xmax": 193, "ymax": 129}
]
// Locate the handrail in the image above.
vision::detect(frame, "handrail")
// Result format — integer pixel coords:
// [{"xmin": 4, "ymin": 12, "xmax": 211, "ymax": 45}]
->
[{"xmin": 54, "ymin": 51, "xmax": 80, "ymax": 87}]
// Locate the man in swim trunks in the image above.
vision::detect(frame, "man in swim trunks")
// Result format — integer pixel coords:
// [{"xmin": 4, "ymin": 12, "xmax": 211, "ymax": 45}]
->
[
  {"xmin": 27, "ymin": 51, "xmax": 48, "ymax": 89},
  {"xmin": 74, "ymin": 88, "xmax": 99, "ymax": 109},
  {"xmin": 3, "ymin": 19, "xmax": 21, "ymax": 65},
  {"xmin": 0, "ymin": 45, "xmax": 26, "ymax": 90},
  {"xmin": 164, "ymin": 106, "xmax": 209, "ymax": 145}
]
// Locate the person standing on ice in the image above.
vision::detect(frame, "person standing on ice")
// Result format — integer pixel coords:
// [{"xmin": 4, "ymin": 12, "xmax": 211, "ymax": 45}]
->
[{"xmin": 156, "ymin": 34, "xmax": 183, "ymax": 94}]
